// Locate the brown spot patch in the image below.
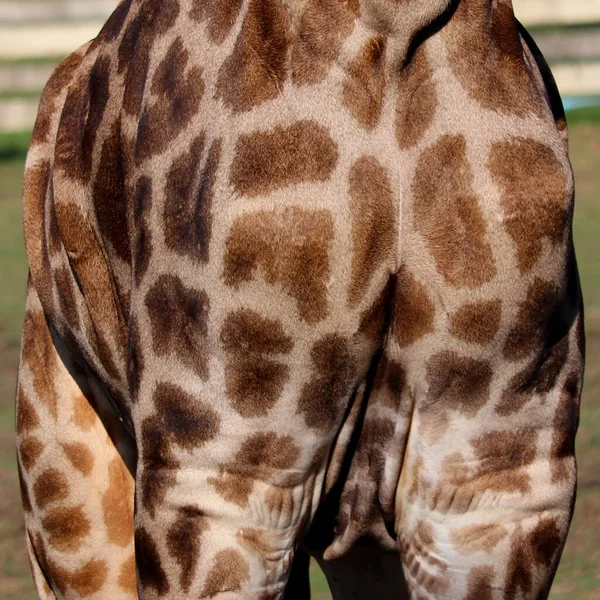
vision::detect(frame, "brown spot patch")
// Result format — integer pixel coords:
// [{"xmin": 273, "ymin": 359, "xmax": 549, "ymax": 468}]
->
[
  {"xmin": 31, "ymin": 50, "xmax": 86, "ymax": 146},
  {"xmin": 391, "ymin": 268, "xmax": 435, "ymax": 347},
  {"xmin": 298, "ymin": 335, "xmax": 355, "ymax": 432},
  {"xmin": 19, "ymin": 437, "xmax": 44, "ymax": 472},
  {"xmin": 55, "ymin": 55, "xmax": 111, "ymax": 183},
  {"xmin": 21, "ymin": 309, "xmax": 59, "ymax": 419},
  {"xmin": 93, "ymin": 119, "xmax": 130, "ymax": 262},
  {"xmin": 216, "ymin": 0, "xmax": 289, "ymax": 112},
  {"xmin": 72, "ymin": 393, "xmax": 97, "ymax": 431},
  {"xmin": 292, "ymin": 0, "xmax": 356, "ymax": 86},
  {"xmin": 166, "ymin": 506, "xmax": 209, "ymax": 592},
  {"xmin": 421, "ymin": 351, "xmax": 492, "ymax": 440},
  {"xmin": 16, "ymin": 389, "xmax": 39, "ymax": 434},
  {"xmin": 551, "ymin": 372, "xmax": 580, "ymax": 484},
  {"xmin": 503, "ymin": 279, "xmax": 560, "ymax": 361},
  {"xmin": 445, "ymin": 0, "xmax": 543, "ymax": 116},
  {"xmin": 145, "ymin": 275, "xmax": 210, "ymax": 379},
  {"xmin": 190, "ymin": 0, "xmax": 242, "ymax": 43},
  {"xmin": 396, "ymin": 44, "xmax": 437, "ymax": 149},
  {"xmin": 451, "ymin": 524, "xmax": 507, "ymax": 555},
  {"xmin": 136, "ymin": 527, "xmax": 170, "ymax": 595},
  {"xmin": 489, "ymin": 138, "xmax": 571, "ymax": 273},
  {"xmin": 119, "ymin": 554, "xmax": 137, "ymax": 594},
  {"xmin": 132, "ymin": 176, "xmax": 153, "ymax": 287},
  {"xmin": 343, "ymin": 37, "xmax": 386, "ymax": 130},
  {"xmin": 230, "ymin": 121, "xmax": 338, "ymax": 197},
  {"xmin": 33, "ymin": 469, "xmax": 69, "ymax": 509},
  {"xmin": 466, "ymin": 565, "xmax": 494, "ymax": 600},
  {"xmin": 224, "ymin": 207, "xmax": 333, "ymax": 324},
  {"xmin": 102, "ymin": 457, "xmax": 134, "ymax": 548},
  {"xmin": 413, "ymin": 135, "xmax": 496, "ymax": 287},
  {"xmin": 450, "ymin": 300, "xmax": 502, "ymax": 344},
  {"xmin": 141, "ymin": 383, "xmax": 220, "ymax": 516},
  {"xmin": 120, "ymin": 0, "xmax": 181, "ymax": 115},
  {"xmin": 165, "ymin": 135, "xmax": 220, "ymax": 263},
  {"xmin": 61, "ymin": 442, "xmax": 94, "ymax": 476},
  {"xmin": 201, "ymin": 548, "xmax": 250, "ymax": 596},
  {"xmin": 127, "ymin": 318, "xmax": 144, "ymax": 403},
  {"xmin": 136, "ymin": 36, "xmax": 204, "ymax": 162},
  {"xmin": 348, "ymin": 156, "xmax": 396, "ymax": 306},
  {"xmin": 372, "ymin": 355, "xmax": 408, "ymax": 413},
  {"xmin": 55, "ymin": 265, "xmax": 81, "ymax": 332},
  {"xmin": 42, "ymin": 505, "xmax": 90, "ymax": 552},
  {"xmin": 98, "ymin": 0, "xmax": 132, "ymax": 42},
  {"xmin": 210, "ymin": 432, "xmax": 300, "ymax": 507},
  {"xmin": 221, "ymin": 309, "xmax": 293, "ymax": 417},
  {"xmin": 69, "ymin": 559, "xmax": 108, "ymax": 596}
]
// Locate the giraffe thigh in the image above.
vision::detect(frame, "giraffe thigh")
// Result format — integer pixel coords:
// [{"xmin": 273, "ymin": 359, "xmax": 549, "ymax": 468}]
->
[{"xmin": 16, "ymin": 281, "xmax": 136, "ymax": 599}]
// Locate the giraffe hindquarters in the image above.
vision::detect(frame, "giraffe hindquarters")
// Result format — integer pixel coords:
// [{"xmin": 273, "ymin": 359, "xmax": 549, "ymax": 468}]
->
[{"xmin": 16, "ymin": 280, "xmax": 137, "ymax": 599}]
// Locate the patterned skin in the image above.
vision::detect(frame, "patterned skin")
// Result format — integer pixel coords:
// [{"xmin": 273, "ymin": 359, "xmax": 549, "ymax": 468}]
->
[{"xmin": 16, "ymin": 0, "xmax": 584, "ymax": 598}]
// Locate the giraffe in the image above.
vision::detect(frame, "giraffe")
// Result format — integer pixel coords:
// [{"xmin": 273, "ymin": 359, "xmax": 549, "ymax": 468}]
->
[{"xmin": 15, "ymin": 0, "xmax": 585, "ymax": 598}]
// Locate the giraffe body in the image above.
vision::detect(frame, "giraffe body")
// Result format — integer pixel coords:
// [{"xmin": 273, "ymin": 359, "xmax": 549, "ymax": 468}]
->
[{"xmin": 16, "ymin": 0, "xmax": 584, "ymax": 598}]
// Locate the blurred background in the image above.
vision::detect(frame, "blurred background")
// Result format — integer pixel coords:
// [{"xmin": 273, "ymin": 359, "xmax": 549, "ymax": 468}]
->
[{"xmin": 0, "ymin": 1, "xmax": 598, "ymax": 598}]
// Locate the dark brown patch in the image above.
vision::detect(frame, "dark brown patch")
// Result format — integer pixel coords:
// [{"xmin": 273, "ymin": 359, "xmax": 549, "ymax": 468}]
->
[
  {"xmin": 503, "ymin": 279, "xmax": 560, "ymax": 361},
  {"xmin": 98, "ymin": 0, "xmax": 132, "ymax": 42},
  {"xmin": 61, "ymin": 442, "xmax": 94, "ymax": 476},
  {"xmin": 231, "ymin": 121, "xmax": 338, "ymax": 197},
  {"xmin": 132, "ymin": 176, "xmax": 153, "ymax": 287},
  {"xmin": 102, "ymin": 457, "xmax": 134, "ymax": 547},
  {"xmin": 42, "ymin": 505, "xmax": 91, "ymax": 552},
  {"xmin": 444, "ymin": 0, "xmax": 543, "ymax": 116},
  {"xmin": 54, "ymin": 265, "xmax": 82, "ymax": 332},
  {"xmin": 33, "ymin": 469, "xmax": 69, "ymax": 509},
  {"xmin": 413, "ymin": 135, "xmax": 496, "ymax": 287},
  {"xmin": 69, "ymin": 559, "xmax": 108, "ymax": 596},
  {"xmin": 190, "ymin": 0, "xmax": 243, "ymax": 43},
  {"xmin": 450, "ymin": 300, "xmax": 502, "ymax": 345},
  {"xmin": 216, "ymin": 0, "xmax": 289, "ymax": 112},
  {"xmin": 119, "ymin": 555, "xmax": 137, "ymax": 594},
  {"xmin": 201, "ymin": 548, "xmax": 250, "ymax": 596},
  {"xmin": 396, "ymin": 44, "xmax": 437, "ymax": 149},
  {"xmin": 466, "ymin": 565, "xmax": 494, "ymax": 600},
  {"xmin": 136, "ymin": 527, "xmax": 170, "ymax": 595},
  {"xmin": 210, "ymin": 432, "xmax": 300, "ymax": 507},
  {"xmin": 489, "ymin": 138, "xmax": 571, "ymax": 273},
  {"xmin": 120, "ymin": 0, "xmax": 180, "ymax": 115},
  {"xmin": 166, "ymin": 506, "xmax": 209, "ymax": 592},
  {"xmin": 145, "ymin": 275, "xmax": 210, "ymax": 380},
  {"xmin": 224, "ymin": 207, "xmax": 333, "ymax": 323},
  {"xmin": 16, "ymin": 389, "xmax": 40, "ymax": 434},
  {"xmin": 357, "ymin": 279, "xmax": 393, "ymax": 342},
  {"xmin": 31, "ymin": 51, "xmax": 86, "ymax": 146},
  {"xmin": 136, "ymin": 36, "xmax": 204, "ymax": 162},
  {"xmin": 140, "ymin": 383, "xmax": 220, "ymax": 516},
  {"xmin": 291, "ymin": 0, "xmax": 356, "ymax": 86},
  {"xmin": 343, "ymin": 37, "xmax": 386, "ymax": 130},
  {"xmin": 20, "ymin": 309, "xmax": 58, "ymax": 419},
  {"xmin": 127, "ymin": 318, "xmax": 144, "ymax": 403},
  {"xmin": 221, "ymin": 309, "xmax": 293, "ymax": 417},
  {"xmin": 92, "ymin": 119, "xmax": 130, "ymax": 262},
  {"xmin": 551, "ymin": 372, "xmax": 580, "ymax": 483},
  {"xmin": 19, "ymin": 437, "xmax": 44, "ymax": 472},
  {"xmin": 497, "ymin": 334, "xmax": 570, "ymax": 416},
  {"xmin": 348, "ymin": 156, "xmax": 396, "ymax": 305},
  {"xmin": 165, "ymin": 135, "xmax": 220, "ymax": 263},
  {"xmin": 391, "ymin": 268, "xmax": 435, "ymax": 347},
  {"xmin": 55, "ymin": 55, "xmax": 111, "ymax": 183},
  {"xmin": 298, "ymin": 335, "xmax": 355, "ymax": 432}
]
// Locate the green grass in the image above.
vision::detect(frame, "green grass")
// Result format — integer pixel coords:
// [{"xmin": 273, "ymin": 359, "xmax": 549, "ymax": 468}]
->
[{"xmin": 0, "ymin": 116, "xmax": 598, "ymax": 597}]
